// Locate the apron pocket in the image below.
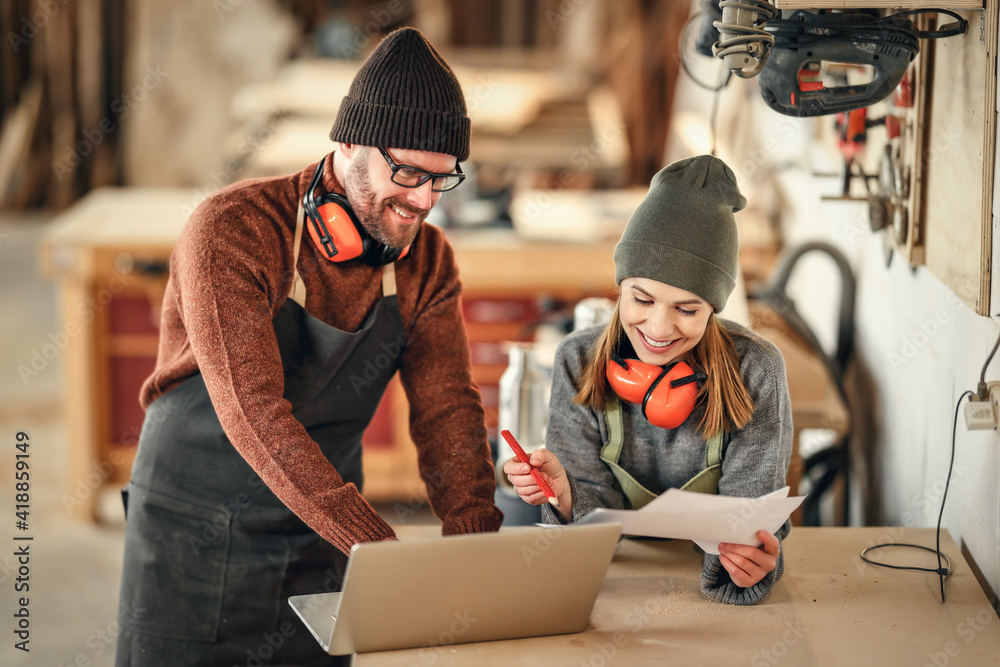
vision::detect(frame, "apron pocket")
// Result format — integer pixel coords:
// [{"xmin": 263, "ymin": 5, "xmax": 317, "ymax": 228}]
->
[{"xmin": 118, "ymin": 484, "xmax": 232, "ymax": 642}]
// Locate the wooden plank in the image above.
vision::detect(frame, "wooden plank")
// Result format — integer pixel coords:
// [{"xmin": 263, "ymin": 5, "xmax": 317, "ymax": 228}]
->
[
  {"xmin": 922, "ymin": 4, "xmax": 997, "ymax": 314},
  {"xmin": 76, "ymin": 0, "xmax": 116, "ymax": 188},
  {"xmin": 600, "ymin": 0, "xmax": 688, "ymax": 185},
  {"xmin": 92, "ymin": 257, "xmax": 115, "ymax": 513},
  {"xmin": 446, "ymin": 0, "xmax": 501, "ymax": 45},
  {"xmin": 0, "ymin": 77, "xmax": 42, "ymax": 207},
  {"xmin": 76, "ymin": 0, "xmax": 102, "ymax": 156},
  {"xmin": 908, "ymin": 17, "xmax": 932, "ymax": 267},
  {"xmin": 98, "ymin": 0, "xmax": 127, "ymax": 188},
  {"xmin": 889, "ymin": 16, "xmax": 933, "ymax": 267},
  {"xmin": 43, "ymin": 0, "xmax": 80, "ymax": 208},
  {"xmin": 60, "ymin": 276, "xmax": 101, "ymax": 521},
  {"xmin": 501, "ymin": 0, "xmax": 527, "ymax": 47},
  {"xmin": 979, "ymin": 1, "xmax": 997, "ymax": 312},
  {"xmin": 0, "ymin": 0, "xmax": 30, "ymax": 112},
  {"xmin": 586, "ymin": 86, "xmax": 629, "ymax": 170},
  {"xmin": 775, "ymin": 1, "xmax": 982, "ymax": 7}
]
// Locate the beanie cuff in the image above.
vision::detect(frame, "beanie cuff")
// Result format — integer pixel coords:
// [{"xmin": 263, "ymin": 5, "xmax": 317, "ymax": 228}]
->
[
  {"xmin": 614, "ymin": 242, "xmax": 735, "ymax": 312},
  {"xmin": 331, "ymin": 99, "xmax": 471, "ymax": 161}
]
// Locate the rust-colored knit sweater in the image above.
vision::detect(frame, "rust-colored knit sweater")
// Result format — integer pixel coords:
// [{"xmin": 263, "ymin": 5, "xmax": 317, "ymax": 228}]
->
[{"xmin": 140, "ymin": 154, "xmax": 503, "ymax": 555}]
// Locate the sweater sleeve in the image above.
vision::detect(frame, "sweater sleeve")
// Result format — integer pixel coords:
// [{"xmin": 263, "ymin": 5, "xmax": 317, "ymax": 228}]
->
[
  {"xmin": 397, "ymin": 239, "xmax": 504, "ymax": 536},
  {"xmin": 174, "ymin": 198, "xmax": 395, "ymax": 556},
  {"xmin": 540, "ymin": 330, "xmax": 628, "ymax": 525},
  {"xmin": 699, "ymin": 334, "xmax": 794, "ymax": 605}
]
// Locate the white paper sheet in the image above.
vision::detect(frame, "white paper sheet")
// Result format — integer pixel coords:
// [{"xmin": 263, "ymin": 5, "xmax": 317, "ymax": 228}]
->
[{"xmin": 575, "ymin": 486, "xmax": 804, "ymax": 554}]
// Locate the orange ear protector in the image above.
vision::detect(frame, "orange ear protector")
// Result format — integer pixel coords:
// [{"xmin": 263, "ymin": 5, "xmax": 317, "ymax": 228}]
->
[
  {"xmin": 606, "ymin": 354, "xmax": 706, "ymax": 429},
  {"xmin": 302, "ymin": 158, "xmax": 410, "ymax": 267}
]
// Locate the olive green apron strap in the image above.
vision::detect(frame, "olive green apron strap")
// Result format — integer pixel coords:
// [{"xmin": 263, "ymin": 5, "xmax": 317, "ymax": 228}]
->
[
  {"xmin": 679, "ymin": 431, "xmax": 723, "ymax": 495},
  {"xmin": 601, "ymin": 397, "xmax": 726, "ymax": 504},
  {"xmin": 706, "ymin": 430, "xmax": 723, "ymax": 468},
  {"xmin": 600, "ymin": 397, "xmax": 658, "ymax": 509}
]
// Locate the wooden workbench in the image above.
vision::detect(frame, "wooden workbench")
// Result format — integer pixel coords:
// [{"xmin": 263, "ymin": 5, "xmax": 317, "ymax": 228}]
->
[{"xmin": 356, "ymin": 526, "xmax": 1000, "ymax": 666}]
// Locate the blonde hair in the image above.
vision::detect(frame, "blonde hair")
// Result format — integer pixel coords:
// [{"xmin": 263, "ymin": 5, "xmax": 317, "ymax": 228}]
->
[{"xmin": 574, "ymin": 299, "xmax": 755, "ymax": 437}]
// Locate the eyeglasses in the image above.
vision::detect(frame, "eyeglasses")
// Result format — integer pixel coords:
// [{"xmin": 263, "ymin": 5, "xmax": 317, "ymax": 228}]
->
[{"xmin": 378, "ymin": 147, "xmax": 465, "ymax": 192}]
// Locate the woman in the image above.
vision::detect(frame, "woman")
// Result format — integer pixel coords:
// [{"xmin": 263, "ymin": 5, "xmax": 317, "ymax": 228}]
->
[{"xmin": 504, "ymin": 155, "xmax": 793, "ymax": 605}]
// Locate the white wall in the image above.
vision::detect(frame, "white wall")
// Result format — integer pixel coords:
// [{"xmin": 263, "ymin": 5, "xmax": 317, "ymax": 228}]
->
[
  {"xmin": 669, "ymin": 34, "xmax": 1000, "ymax": 602},
  {"xmin": 780, "ymin": 165, "xmax": 1000, "ymax": 605}
]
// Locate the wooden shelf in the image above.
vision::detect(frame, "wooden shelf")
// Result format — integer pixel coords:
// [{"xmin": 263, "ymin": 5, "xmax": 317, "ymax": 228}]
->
[{"xmin": 774, "ymin": 1, "xmax": 982, "ymax": 7}]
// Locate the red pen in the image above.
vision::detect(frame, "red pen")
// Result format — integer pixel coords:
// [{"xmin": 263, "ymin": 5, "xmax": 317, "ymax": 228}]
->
[{"xmin": 501, "ymin": 429, "xmax": 560, "ymax": 508}]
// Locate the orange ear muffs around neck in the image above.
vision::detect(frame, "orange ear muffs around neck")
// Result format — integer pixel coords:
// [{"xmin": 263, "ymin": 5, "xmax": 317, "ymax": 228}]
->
[
  {"xmin": 303, "ymin": 158, "xmax": 410, "ymax": 267},
  {"xmin": 606, "ymin": 354, "xmax": 706, "ymax": 429}
]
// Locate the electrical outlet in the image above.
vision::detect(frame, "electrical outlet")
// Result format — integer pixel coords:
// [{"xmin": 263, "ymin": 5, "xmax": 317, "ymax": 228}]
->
[
  {"xmin": 990, "ymin": 382, "xmax": 1000, "ymax": 433},
  {"xmin": 964, "ymin": 398, "xmax": 995, "ymax": 430}
]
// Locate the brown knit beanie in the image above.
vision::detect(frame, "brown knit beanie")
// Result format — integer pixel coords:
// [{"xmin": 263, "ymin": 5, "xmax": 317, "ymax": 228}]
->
[
  {"xmin": 614, "ymin": 155, "xmax": 746, "ymax": 312},
  {"xmin": 330, "ymin": 27, "xmax": 470, "ymax": 161}
]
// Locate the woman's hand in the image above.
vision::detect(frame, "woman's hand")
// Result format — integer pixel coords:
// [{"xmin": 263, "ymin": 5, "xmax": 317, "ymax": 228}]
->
[
  {"xmin": 502, "ymin": 449, "xmax": 572, "ymax": 522},
  {"xmin": 717, "ymin": 530, "xmax": 780, "ymax": 588}
]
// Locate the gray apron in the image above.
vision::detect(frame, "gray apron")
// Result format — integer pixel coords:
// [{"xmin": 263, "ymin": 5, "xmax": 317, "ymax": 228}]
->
[
  {"xmin": 116, "ymin": 206, "xmax": 403, "ymax": 666},
  {"xmin": 601, "ymin": 396, "xmax": 725, "ymax": 509}
]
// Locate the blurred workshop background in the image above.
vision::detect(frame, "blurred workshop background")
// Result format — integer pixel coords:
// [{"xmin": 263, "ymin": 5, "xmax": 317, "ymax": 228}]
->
[{"xmin": 0, "ymin": 0, "xmax": 998, "ymax": 664}]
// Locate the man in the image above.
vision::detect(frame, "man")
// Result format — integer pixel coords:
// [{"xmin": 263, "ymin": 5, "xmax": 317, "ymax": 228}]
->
[{"xmin": 116, "ymin": 27, "xmax": 504, "ymax": 666}]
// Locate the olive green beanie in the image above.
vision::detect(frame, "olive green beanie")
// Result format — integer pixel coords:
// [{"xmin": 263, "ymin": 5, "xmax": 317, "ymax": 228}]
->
[{"xmin": 614, "ymin": 155, "xmax": 746, "ymax": 312}]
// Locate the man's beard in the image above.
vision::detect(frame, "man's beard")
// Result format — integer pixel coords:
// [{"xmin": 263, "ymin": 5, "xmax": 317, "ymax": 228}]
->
[{"xmin": 345, "ymin": 154, "xmax": 426, "ymax": 249}]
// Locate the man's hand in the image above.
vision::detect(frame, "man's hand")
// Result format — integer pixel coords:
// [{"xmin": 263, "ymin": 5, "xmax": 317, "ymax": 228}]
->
[{"xmin": 717, "ymin": 530, "xmax": 780, "ymax": 588}]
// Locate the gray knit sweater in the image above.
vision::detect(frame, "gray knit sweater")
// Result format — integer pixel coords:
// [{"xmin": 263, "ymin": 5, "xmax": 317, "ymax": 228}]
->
[{"xmin": 541, "ymin": 320, "xmax": 793, "ymax": 605}]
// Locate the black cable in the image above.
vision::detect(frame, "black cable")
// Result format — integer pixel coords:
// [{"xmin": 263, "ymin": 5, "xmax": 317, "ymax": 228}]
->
[
  {"xmin": 934, "ymin": 388, "xmax": 969, "ymax": 602},
  {"xmin": 766, "ymin": 15, "xmax": 921, "ymax": 51},
  {"xmin": 860, "ymin": 543, "xmax": 952, "ymax": 576},
  {"xmin": 890, "ymin": 8, "xmax": 969, "ymax": 39},
  {"xmin": 858, "ymin": 389, "xmax": 970, "ymax": 603},
  {"xmin": 679, "ymin": 9, "xmax": 733, "ymax": 93},
  {"xmin": 708, "ymin": 82, "xmax": 724, "ymax": 157},
  {"xmin": 976, "ymin": 324, "xmax": 1000, "ymax": 398}
]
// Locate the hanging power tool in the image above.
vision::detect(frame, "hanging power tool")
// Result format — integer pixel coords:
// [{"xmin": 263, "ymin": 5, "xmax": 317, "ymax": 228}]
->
[
  {"xmin": 695, "ymin": 3, "xmax": 968, "ymax": 117},
  {"xmin": 826, "ymin": 107, "xmax": 880, "ymax": 200},
  {"xmin": 759, "ymin": 10, "xmax": 920, "ymax": 117}
]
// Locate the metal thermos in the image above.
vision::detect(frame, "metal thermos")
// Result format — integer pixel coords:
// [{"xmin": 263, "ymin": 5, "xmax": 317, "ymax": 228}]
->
[
  {"xmin": 496, "ymin": 344, "xmax": 550, "ymax": 491},
  {"xmin": 573, "ymin": 297, "xmax": 615, "ymax": 331}
]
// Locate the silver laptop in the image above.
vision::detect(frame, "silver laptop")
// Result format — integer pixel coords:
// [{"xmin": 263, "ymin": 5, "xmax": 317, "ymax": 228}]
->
[{"xmin": 288, "ymin": 523, "xmax": 622, "ymax": 656}]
